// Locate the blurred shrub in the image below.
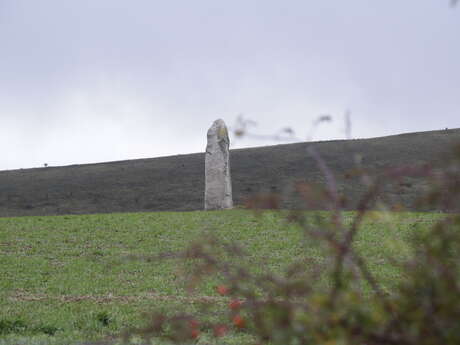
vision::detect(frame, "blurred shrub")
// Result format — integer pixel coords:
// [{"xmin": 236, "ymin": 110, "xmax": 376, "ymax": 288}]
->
[{"xmin": 123, "ymin": 143, "xmax": 460, "ymax": 345}]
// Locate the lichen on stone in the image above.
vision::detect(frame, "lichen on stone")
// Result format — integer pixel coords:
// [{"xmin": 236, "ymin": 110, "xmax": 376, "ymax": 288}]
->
[{"xmin": 218, "ymin": 126, "xmax": 228, "ymax": 141}]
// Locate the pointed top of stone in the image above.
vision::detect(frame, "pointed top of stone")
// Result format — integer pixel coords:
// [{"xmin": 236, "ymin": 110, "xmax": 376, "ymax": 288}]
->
[{"xmin": 207, "ymin": 119, "xmax": 230, "ymax": 146}]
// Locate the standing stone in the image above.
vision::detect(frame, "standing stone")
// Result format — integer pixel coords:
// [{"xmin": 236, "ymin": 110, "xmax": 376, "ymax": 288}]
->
[{"xmin": 205, "ymin": 119, "xmax": 233, "ymax": 210}]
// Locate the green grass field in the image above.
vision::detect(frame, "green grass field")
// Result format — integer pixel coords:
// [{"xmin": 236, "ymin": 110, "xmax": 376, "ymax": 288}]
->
[{"xmin": 0, "ymin": 210, "xmax": 443, "ymax": 345}]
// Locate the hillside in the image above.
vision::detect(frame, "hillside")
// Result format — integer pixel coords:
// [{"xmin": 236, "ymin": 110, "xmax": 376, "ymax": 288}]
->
[{"xmin": 1, "ymin": 128, "xmax": 459, "ymax": 217}]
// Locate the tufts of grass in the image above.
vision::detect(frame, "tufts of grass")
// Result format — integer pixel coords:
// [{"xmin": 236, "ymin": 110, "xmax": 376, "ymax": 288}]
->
[{"xmin": 0, "ymin": 210, "xmax": 444, "ymax": 344}]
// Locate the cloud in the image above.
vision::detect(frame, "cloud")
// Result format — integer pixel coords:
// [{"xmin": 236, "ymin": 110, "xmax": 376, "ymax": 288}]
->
[{"xmin": 0, "ymin": 0, "xmax": 459, "ymax": 170}]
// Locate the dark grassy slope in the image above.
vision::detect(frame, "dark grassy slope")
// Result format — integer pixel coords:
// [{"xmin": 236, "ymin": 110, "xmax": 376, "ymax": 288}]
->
[{"xmin": 1, "ymin": 128, "xmax": 459, "ymax": 217}]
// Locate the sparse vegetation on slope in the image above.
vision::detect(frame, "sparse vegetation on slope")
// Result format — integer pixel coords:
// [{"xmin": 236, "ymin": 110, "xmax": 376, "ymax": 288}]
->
[{"xmin": 1, "ymin": 128, "xmax": 459, "ymax": 217}]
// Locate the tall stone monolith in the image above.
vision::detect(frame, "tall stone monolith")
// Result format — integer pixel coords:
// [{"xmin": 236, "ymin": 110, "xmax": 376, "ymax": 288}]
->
[{"xmin": 205, "ymin": 119, "xmax": 233, "ymax": 210}]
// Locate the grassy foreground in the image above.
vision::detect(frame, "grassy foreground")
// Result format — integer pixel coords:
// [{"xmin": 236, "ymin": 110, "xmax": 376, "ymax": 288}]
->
[{"xmin": 0, "ymin": 210, "xmax": 443, "ymax": 344}]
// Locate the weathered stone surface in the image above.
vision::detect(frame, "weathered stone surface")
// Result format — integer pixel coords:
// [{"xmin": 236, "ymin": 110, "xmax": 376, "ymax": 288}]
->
[{"xmin": 205, "ymin": 119, "xmax": 233, "ymax": 210}]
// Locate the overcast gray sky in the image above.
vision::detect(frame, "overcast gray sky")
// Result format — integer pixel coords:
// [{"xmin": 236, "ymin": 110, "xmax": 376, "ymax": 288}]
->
[{"xmin": 0, "ymin": 0, "xmax": 459, "ymax": 170}]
